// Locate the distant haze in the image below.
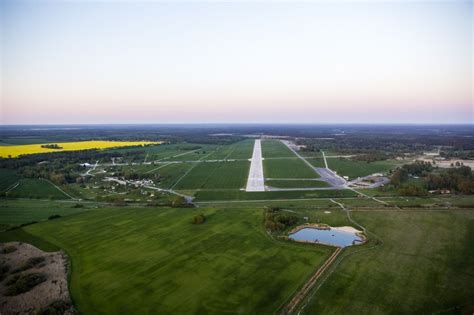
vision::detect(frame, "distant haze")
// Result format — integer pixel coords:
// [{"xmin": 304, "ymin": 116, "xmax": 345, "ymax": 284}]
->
[{"xmin": 1, "ymin": 1, "xmax": 472, "ymax": 124}]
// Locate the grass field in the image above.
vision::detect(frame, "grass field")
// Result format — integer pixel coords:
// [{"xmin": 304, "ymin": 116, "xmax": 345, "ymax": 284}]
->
[
  {"xmin": 6, "ymin": 179, "xmax": 71, "ymax": 199},
  {"xmin": 174, "ymin": 161, "xmax": 250, "ymax": 190},
  {"xmin": 0, "ymin": 140, "xmax": 162, "ymax": 158},
  {"xmin": 194, "ymin": 189, "xmax": 358, "ymax": 201},
  {"xmin": 261, "ymin": 140, "xmax": 296, "ymax": 158},
  {"xmin": 0, "ymin": 199, "xmax": 92, "ymax": 230},
  {"xmin": 301, "ymin": 209, "xmax": 474, "ymax": 314},
  {"xmin": 0, "ymin": 168, "xmax": 19, "ymax": 192},
  {"xmin": 325, "ymin": 158, "xmax": 400, "ymax": 179},
  {"xmin": 204, "ymin": 140, "xmax": 254, "ymax": 160},
  {"xmin": 2, "ymin": 207, "xmax": 333, "ymax": 314},
  {"xmin": 265, "ymin": 180, "xmax": 331, "ymax": 189},
  {"xmin": 304, "ymin": 156, "xmax": 326, "ymax": 167},
  {"xmin": 264, "ymin": 158, "xmax": 319, "ymax": 179}
]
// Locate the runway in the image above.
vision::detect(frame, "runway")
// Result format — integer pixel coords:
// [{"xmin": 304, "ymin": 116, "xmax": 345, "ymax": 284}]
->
[{"xmin": 245, "ymin": 139, "xmax": 265, "ymax": 192}]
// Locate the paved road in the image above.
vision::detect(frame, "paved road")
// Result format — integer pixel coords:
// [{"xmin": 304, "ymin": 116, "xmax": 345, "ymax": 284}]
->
[
  {"xmin": 280, "ymin": 140, "xmax": 347, "ymax": 188},
  {"xmin": 314, "ymin": 167, "xmax": 347, "ymax": 187}
]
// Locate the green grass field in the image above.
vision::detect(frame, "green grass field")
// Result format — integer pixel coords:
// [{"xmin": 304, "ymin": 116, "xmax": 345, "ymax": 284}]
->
[
  {"xmin": 112, "ymin": 143, "xmax": 217, "ymax": 161},
  {"xmin": 6, "ymin": 178, "xmax": 71, "ymax": 199},
  {"xmin": 261, "ymin": 140, "xmax": 295, "ymax": 158},
  {"xmin": 194, "ymin": 189, "xmax": 358, "ymax": 201},
  {"xmin": 174, "ymin": 161, "xmax": 250, "ymax": 190},
  {"xmin": 304, "ymin": 156, "xmax": 326, "ymax": 167},
  {"xmin": 0, "ymin": 199, "xmax": 92, "ymax": 230},
  {"xmin": 325, "ymin": 158, "xmax": 400, "ymax": 179},
  {"xmin": 151, "ymin": 163, "xmax": 195, "ymax": 188},
  {"xmin": 0, "ymin": 168, "xmax": 19, "ymax": 191},
  {"xmin": 3, "ymin": 207, "xmax": 332, "ymax": 314},
  {"xmin": 301, "ymin": 209, "xmax": 474, "ymax": 314},
  {"xmin": 264, "ymin": 159, "xmax": 319, "ymax": 179},
  {"xmin": 204, "ymin": 139, "xmax": 254, "ymax": 160},
  {"xmin": 265, "ymin": 180, "xmax": 330, "ymax": 189}
]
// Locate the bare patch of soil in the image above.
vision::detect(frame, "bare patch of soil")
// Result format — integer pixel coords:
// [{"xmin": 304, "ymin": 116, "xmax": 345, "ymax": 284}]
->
[{"xmin": 0, "ymin": 242, "xmax": 74, "ymax": 315}]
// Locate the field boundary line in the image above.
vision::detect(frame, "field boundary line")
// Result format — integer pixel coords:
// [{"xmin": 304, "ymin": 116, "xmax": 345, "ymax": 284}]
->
[
  {"xmin": 155, "ymin": 149, "xmax": 200, "ymax": 162},
  {"xmin": 280, "ymin": 140, "xmax": 321, "ymax": 178},
  {"xmin": 281, "ymin": 247, "xmax": 342, "ymax": 315},
  {"xmin": 145, "ymin": 162, "xmax": 172, "ymax": 174},
  {"xmin": 3, "ymin": 181, "xmax": 20, "ymax": 193},
  {"xmin": 294, "ymin": 199, "xmax": 385, "ymax": 314},
  {"xmin": 169, "ymin": 151, "xmax": 213, "ymax": 190},
  {"xmin": 41, "ymin": 178, "xmax": 78, "ymax": 200}
]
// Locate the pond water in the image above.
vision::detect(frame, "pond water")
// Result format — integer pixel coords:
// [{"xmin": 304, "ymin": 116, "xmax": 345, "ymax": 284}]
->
[{"xmin": 288, "ymin": 227, "xmax": 364, "ymax": 247}]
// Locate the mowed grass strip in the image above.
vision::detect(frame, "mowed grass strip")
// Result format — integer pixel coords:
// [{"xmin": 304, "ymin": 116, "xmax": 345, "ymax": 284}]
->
[
  {"xmin": 264, "ymin": 159, "xmax": 319, "ymax": 179},
  {"xmin": 265, "ymin": 180, "xmax": 331, "ymax": 189},
  {"xmin": 154, "ymin": 163, "xmax": 195, "ymax": 189},
  {"xmin": 302, "ymin": 210, "xmax": 474, "ymax": 314},
  {"xmin": 203, "ymin": 140, "xmax": 254, "ymax": 160},
  {"xmin": 326, "ymin": 158, "xmax": 400, "ymax": 179},
  {"xmin": 261, "ymin": 140, "xmax": 296, "ymax": 158},
  {"xmin": 194, "ymin": 189, "xmax": 358, "ymax": 201},
  {"xmin": 19, "ymin": 207, "xmax": 332, "ymax": 314},
  {"xmin": 174, "ymin": 161, "xmax": 250, "ymax": 190},
  {"xmin": 226, "ymin": 139, "xmax": 255, "ymax": 159}
]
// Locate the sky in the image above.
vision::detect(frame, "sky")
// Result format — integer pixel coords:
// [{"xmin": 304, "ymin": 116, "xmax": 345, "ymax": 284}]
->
[{"xmin": 0, "ymin": 1, "xmax": 472, "ymax": 124}]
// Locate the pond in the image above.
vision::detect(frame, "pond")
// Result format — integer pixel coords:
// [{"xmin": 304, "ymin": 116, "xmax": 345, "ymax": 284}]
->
[{"xmin": 288, "ymin": 226, "xmax": 365, "ymax": 247}]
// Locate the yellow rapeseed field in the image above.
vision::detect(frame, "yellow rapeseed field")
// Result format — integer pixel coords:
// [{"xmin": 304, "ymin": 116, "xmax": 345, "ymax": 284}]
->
[{"xmin": 0, "ymin": 140, "xmax": 162, "ymax": 158}]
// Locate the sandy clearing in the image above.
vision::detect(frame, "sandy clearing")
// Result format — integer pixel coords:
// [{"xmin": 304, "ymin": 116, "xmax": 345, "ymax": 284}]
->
[{"xmin": 0, "ymin": 242, "xmax": 73, "ymax": 314}]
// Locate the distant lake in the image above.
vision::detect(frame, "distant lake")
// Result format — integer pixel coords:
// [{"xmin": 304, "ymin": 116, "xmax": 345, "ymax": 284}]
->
[{"xmin": 289, "ymin": 227, "xmax": 364, "ymax": 247}]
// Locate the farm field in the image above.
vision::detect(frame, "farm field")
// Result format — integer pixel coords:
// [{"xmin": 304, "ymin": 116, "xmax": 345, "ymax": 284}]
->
[
  {"xmin": 301, "ymin": 209, "xmax": 474, "ymax": 314},
  {"xmin": 203, "ymin": 139, "xmax": 254, "ymax": 160},
  {"xmin": 325, "ymin": 158, "xmax": 400, "ymax": 179},
  {"xmin": 0, "ymin": 140, "xmax": 162, "ymax": 158},
  {"xmin": 173, "ymin": 161, "xmax": 250, "ymax": 190},
  {"xmin": 264, "ymin": 158, "xmax": 319, "ymax": 179},
  {"xmin": 3, "ymin": 207, "xmax": 333, "ymax": 314},
  {"xmin": 0, "ymin": 199, "xmax": 92, "ymax": 230},
  {"xmin": 194, "ymin": 189, "xmax": 358, "ymax": 201},
  {"xmin": 0, "ymin": 168, "xmax": 19, "ymax": 192},
  {"xmin": 265, "ymin": 180, "xmax": 331, "ymax": 189},
  {"xmin": 261, "ymin": 140, "xmax": 296, "ymax": 158},
  {"xmin": 6, "ymin": 179, "xmax": 72, "ymax": 200}
]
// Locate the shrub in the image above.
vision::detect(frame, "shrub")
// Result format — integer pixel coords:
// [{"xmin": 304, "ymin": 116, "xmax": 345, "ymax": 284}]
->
[
  {"xmin": 5, "ymin": 272, "xmax": 47, "ymax": 296},
  {"xmin": 2, "ymin": 245, "xmax": 17, "ymax": 254},
  {"xmin": 48, "ymin": 214, "xmax": 61, "ymax": 220},
  {"xmin": 5, "ymin": 274, "xmax": 20, "ymax": 286},
  {"xmin": 193, "ymin": 214, "xmax": 206, "ymax": 225},
  {"xmin": 264, "ymin": 209, "xmax": 299, "ymax": 232},
  {"xmin": 0, "ymin": 261, "xmax": 10, "ymax": 282},
  {"xmin": 22, "ymin": 256, "xmax": 46, "ymax": 270},
  {"xmin": 39, "ymin": 300, "xmax": 72, "ymax": 315}
]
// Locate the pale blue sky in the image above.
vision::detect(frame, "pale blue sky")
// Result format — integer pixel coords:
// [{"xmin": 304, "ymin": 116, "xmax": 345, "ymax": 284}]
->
[{"xmin": 1, "ymin": 1, "xmax": 472, "ymax": 124}]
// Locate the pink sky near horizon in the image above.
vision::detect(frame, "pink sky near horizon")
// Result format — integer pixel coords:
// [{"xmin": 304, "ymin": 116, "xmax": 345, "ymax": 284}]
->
[{"xmin": 1, "ymin": 1, "xmax": 472, "ymax": 124}]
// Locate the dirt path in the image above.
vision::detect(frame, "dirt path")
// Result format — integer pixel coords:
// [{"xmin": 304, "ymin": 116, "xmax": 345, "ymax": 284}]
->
[{"xmin": 281, "ymin": 247, "xmax": 342, "ymax": 315}]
